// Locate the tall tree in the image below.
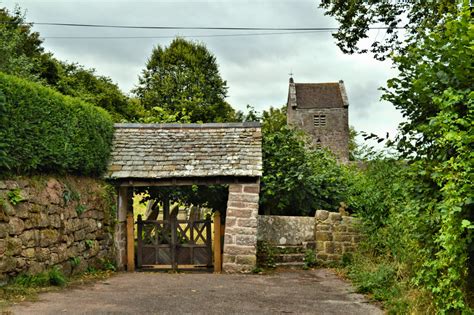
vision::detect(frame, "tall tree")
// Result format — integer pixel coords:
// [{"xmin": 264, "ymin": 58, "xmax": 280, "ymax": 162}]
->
[
  {"xmin": 134, "ymin": 38, "xmax": 235, "ymax": 123},
  {"xmin": 0, "ymin": 6, "xmax": 43, "ymax": 79},
  {"xmin": 319, "ymin": 0, "xmax": 459, "ymax": 60},
  {"xmin": 320, "ymin": 2, "xmax": 473, "ymax": 311}
]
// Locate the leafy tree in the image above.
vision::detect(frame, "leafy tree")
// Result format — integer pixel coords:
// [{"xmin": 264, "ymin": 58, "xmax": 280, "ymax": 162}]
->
[
  {"xmin": 319, "ymin": 0, "xmax": 459, "ymax": 60},
  {"xmin": 321, "ymin": 2, "xmax": 473, "ymax": 311},
  {"xmin": 134, "ymin": 38, "xmax": 235, "ymax": 123},
  {"xmin": 0, "ymin": 6, "xmax": 142, "ymax": 122},
  {"xmin": 383, "ymin": 7, "xmax": 473, "ymax": 311},
  {"xmin": 259, "ymin": 106, "xmax": 348, "ymax": 215},
  {"xmin": 0, "ymin": 6, "xmax": 43, "ymax": 79}
]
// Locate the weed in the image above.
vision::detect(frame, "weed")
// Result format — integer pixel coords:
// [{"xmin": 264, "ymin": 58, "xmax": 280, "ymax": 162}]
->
[
  {"xmin": 47, "ymin": 267, "xmax": 67, "ymax": 286},
  {"xmin": 100, "ymin": 259, "xmax": 116, "ymax": 272},
  {"xmin": 70, "ymin": 257, "xmax": 81, "ymax": 267},
  {"xmin": 7, "ymin": 188, "xmax": 24, "ymax": 205},
  {"xmin": 256, "ymin": 241, "xmax": 276, "ymax": 269},
  {"xmin": 303, "ymin": 249, "xmax": 318, "ymax": 269},
  {"xmin": 85, "ymin": 239, "xmax": 94, "ymax": 249},
  {"xmin": 13, "ymin": 267, "xmax": 66, "ymax": 287},
  {"xmin": 62, "ymin": 184, "xmax": 80, "ymax": 206},
  {"xmin": 251, "ymin": 267, "xmax": 263, "ymax": 274},
  {"xmin": 75, "ymin": 204, "xmax": 86, "ymax": 216}
]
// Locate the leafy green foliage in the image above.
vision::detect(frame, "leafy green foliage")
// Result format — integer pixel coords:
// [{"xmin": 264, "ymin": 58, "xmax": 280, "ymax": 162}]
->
[
  {"xmin": 134, "ymin": 37, "xmax": 236, "ymax": 123},
  {"xmin": 256, "ymin": 241, "xmax": 276, "ymax": 269},
  {"xmin": 303, "ymin": 249, "xmax": 317, "ymax": 269},
  {"xmin": 75, "ymin": 204, "xmax": 87, "ymax": 216},
  {"xmin": 0, "ymin": 6, "xmax": 43, "ymax": 80},
  {"xmin": 0, "ymin": 72, "xmax": 114, "ymax": 176},
  {"xmin": 14, "ymin": 267, "xmax": 66, "ymax": 287},
  {"xmin": 70, "ymin": 257, "xmax": 81, "ymax": 267},
  {"xmin": 319, "ymin": 0, "xmax": 459, "ymax": 60},
  {"xmin": 7, "ymin": 188, "xmax": 24, "ymax": 205},
  {"xmin": 260, "ymin": 106, "xmax": 349, "ymax": 215},
  {"xmin": 322, "ymin": 3, "xmax": 473, "ymax": 312},
  {"xmin": 50, "ymin": 61, "xmax": 143, "ymax": 122}
]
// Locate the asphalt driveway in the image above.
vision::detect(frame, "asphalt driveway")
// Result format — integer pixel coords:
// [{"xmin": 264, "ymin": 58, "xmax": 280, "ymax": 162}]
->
[{"xmin": 8, "ymin": 269, "xmax": 382, "ymax": 315}]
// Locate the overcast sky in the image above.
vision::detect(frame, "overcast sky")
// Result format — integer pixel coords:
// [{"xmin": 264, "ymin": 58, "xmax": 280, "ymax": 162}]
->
[{"xmin": 2, "ymin": 0, "xmax": 403, "ymax": 144}]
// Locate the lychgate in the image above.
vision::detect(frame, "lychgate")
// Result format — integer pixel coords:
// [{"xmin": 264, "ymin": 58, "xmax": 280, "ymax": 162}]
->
[{"xmin": 106, "ymin": 122, "xmax": 262, "ymax": 273}]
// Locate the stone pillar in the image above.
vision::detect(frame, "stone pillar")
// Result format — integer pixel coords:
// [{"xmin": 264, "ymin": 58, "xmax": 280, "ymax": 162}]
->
[
  {"xmin": 114, "ymin": 187, "xmax": 132, "ymax": 270},
  {"xmin": 222, "ymin": 183, "xmax": 259, "ymax": 273}
]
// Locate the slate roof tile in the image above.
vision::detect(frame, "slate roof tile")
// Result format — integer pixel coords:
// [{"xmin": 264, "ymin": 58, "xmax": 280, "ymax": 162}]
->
[{"xmin": 107, "ymin": 123, "xmax": 262, "ymax": 179}]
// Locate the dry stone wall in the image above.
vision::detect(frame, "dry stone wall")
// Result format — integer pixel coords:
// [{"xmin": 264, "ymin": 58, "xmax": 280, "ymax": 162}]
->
[
  {"xmin": 0, "ymin": 177, "xmax": 115, "ymax": 283},
  {"xmin": 257, "ymin": 211, "xmax": 361, "ymax": 264},
  {"xmin": 314, "ymin": 210, "xmax": 360, "ymax": 262}
]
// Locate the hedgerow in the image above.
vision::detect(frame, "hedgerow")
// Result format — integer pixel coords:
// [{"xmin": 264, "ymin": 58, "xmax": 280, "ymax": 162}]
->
[{"xmin": 0, "ymin": 72, "xmax": 114, "ymax": 176}]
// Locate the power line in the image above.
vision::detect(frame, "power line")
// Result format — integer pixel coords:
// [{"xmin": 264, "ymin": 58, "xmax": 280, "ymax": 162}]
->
[
  {"xmin": 42, "ymin": 30, "xmax": 332, "ymax": 40},
  {"xmin": 0, "ymin": 20, "xmax": 403, "ymax": 31}
]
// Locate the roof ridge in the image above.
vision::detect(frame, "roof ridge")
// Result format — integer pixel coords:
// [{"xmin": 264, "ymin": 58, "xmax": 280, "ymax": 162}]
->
[{"xmin": 114, "ymin": 122, "xmax": 261, "ymax": 129}]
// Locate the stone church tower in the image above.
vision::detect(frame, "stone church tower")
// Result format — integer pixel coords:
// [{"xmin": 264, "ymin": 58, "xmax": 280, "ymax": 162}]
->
[{"xmin": 286, "ymin": 77, "xmax": 350, "ymax": 162}]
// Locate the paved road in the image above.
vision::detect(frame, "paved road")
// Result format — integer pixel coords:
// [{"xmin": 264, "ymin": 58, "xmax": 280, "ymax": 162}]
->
[{"xmin": 8, "ymin": 269, "xmax": 382, "ymax": 315}]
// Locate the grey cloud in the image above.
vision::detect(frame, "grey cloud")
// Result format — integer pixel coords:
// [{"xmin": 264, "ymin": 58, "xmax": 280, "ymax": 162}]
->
[{"xmin": 3, "ymin": 0, "xmax": 402, "ymax": 137}]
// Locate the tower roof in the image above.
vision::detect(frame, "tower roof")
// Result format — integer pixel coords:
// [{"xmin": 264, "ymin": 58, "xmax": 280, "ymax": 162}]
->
[{"xmin": 288, "ymin": 81, "xmax": 349, "ymax": 109}]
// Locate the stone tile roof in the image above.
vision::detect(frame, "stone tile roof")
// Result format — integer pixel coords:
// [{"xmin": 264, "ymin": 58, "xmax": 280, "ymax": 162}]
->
[
  {"xmin": 107, "ymin": 123, "xmax": 262, "ymax": 179},
  {"xmin": 293, "ymin": 82, "xmax": 346, "ymax": 109}
]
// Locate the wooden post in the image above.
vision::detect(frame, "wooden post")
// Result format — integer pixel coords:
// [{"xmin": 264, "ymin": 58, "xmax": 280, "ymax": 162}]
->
[
  {"xmin": 170, "ymin": 216, "xmax": 177, "ymax": 271},
  {"xmin": 126, "ymin": 212, "xmax": 135, "ymax": 271},
  {"xmin": 136, "ymin": 215, "xmax": 143, "ymax": 268},
  {"xmin": 213, "ymin": 211, "xmax": 222, "ymax": 273}
]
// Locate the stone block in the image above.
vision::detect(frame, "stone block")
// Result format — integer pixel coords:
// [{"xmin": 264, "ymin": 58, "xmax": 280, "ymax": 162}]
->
[
  {"xmin": 24, "ymin": 212, "xmax": 50, "ymax": 229},
  {"xmin": 230, "ymin": 209, "xmax": 253, "ymax": 218},
  {"xmin": 325, "ymin": 242, "xmax": 335, "ymax": 254},
  {"xmin": 8, "ymin": 217, "xmax": 25, "ymax": 235},
  {"xmin": 236, "ymin": 218, "xmax": 257, "ymax": 228},
  {"xmin": 316, "ymin": 253, "xmax": 328, "ymax": 261},
  {"xmin": 315, "ymin": 210, "xmax": 329, "ymax": 221},
  {"xmin": 225, "ymin": 217, "xmax": 237, "ymax": 227},
  {"xmin": 333, "ymin": 243, "xmax": 343, "ymax": 254},
  {"xmin": 223, "ymin": 245, "xmax": 254, "ymax": 256},
  {"xmin": 243, "ymin": 185, "xmax": 259, "ymax": 194},
  {"xmin": 7, "ymin": 237, "xmax": 22, "ymax": 255},
  {"xmin": 235, "ymin": 255, "xmax": 256, "ymax": 266},
  {"xmin": 74, "ymin": 229, "xmax": 86, "ymax": 242},
  {"xmin": 0, "ymin": 223, "xmax": 8, "ymax": 238},
  {"xmin": 334, "ymin": 225, "xmax": 347, "ymax": 232},
  {"xmin": 0, "ymin": 239, "xmax": 4, "ymax": 255},
  {"xmin": 21, "ymin": 248, "xmax": 35, "ymax": 258},
  {"xmin": 316, "ymin": 224, "xmax": 331, "ymax": 231},
  {"xmin": 0, "ymin": 256, "xmax": 16, "ymax": 273},
  {"xmin": 222, "ymin": 255, "xmax": 235, "ymax": 264},
  {"xmin": 20, "ymin": 229, "xmax": 40, "ymax": 247},
  {"xmin": 329, "ymin": 212, "xmax": 342, "ymax": 222},
  {"xmin": 228, "ymin": 185, "xmax": 243, "ymax": 193},
  {"xmin": 224, "ymin": 234, "xmax": 234, "ymax": 245},
  {"xmin": 235, "ymin": 235, "xmax": 256, "ymax": 246},
  {"xmin": 28, "ymin": 261, "xmax": 45, "ymax": 274},
  {"xmin": 15, "ymin": 202, "xmax": 30, "ymax": 219},
  {"xmin": 39, "ymin": 229, "xmax": 59, "ymax": 247},
  {"xmin": 315, "ymin": 231, "xmax": 332, "ymax": 242},
  {"xmin": 35, "ymin": 248, "xmax": 51, "ymax": 262},
  {"xmin": 334, "ymin": 233, "xmax": 352, "ymax": 242},
  {"xmin": 234, "ymin": 227, "xmax": 257, "ymax": 236},
  {"xmin": 316, "ymin": 241, "xmax": 325, "ymax": 252}
]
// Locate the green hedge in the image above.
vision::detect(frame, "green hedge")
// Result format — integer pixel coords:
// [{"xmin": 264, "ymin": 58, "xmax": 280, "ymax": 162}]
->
[{"xmin": 0, "ymin": 72, "xmax": 114, "ymax": 176}]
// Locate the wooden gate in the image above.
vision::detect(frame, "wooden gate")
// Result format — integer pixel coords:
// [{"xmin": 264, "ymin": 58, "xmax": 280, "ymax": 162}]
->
[{"xmin": 136, "ymin": 214, "xmax": 212, "ymax": 270}]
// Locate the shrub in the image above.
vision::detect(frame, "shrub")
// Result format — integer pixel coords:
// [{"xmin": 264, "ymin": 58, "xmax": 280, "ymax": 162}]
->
[{"xmin": 0, "ymin": 72, "xmax": 114, "ymax": 176}]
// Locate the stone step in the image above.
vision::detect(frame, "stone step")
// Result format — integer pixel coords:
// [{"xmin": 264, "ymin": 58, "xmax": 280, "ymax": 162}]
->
[
  {"xmin": 272, "ymin": 245, "xmax": 306, "ymax": 254},
  {"xmin": 274, "ymin": 253, "xmax": 305, "ymax": 263}
]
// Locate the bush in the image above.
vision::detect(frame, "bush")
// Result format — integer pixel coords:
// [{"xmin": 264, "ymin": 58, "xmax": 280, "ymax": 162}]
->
[{"xmin": 0, "ymin": 72, "xmax": 114, "ymax": 176}]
